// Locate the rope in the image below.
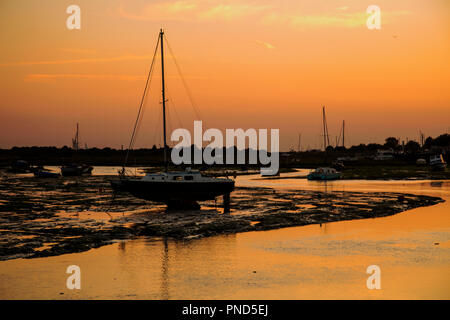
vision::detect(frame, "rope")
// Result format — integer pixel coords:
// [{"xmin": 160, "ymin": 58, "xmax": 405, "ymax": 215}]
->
[
  {"xmin": 337, "ymin": 121, "xmax": 343, "ymax": 147},
  {"xmin": 166, "ymin": 89, "xmax": 184, "ymax": 128},
  {"xmin": 123, "ymin": 33, "xmax": 160, "ymax": 169},
  {"xmin": 164, "ymin": 33, "xmax": 207, "ymax": 128}
]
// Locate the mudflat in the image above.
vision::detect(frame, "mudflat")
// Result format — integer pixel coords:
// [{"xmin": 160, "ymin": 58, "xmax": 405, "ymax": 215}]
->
[{"xmin": 0, "ymin": 174, "xmax": 443, "ymax": 261}]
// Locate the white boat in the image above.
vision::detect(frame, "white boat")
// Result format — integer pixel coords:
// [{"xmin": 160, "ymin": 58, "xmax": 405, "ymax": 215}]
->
[
  {"xmin": 307, "ymin": 167, "xmax": 341, "ymax": 180},
  {"xmin": 430, "ymin": 154, "xmax": 447, "ymax": 171},
  {"xmin": 416, "ymin": 158, "xmax": 426, "ymax": 166}
]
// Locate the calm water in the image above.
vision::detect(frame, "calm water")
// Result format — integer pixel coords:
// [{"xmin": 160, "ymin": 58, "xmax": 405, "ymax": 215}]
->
[{"xmin": 0, "ymin": 170, "xmax": 449, "ymax": 299}]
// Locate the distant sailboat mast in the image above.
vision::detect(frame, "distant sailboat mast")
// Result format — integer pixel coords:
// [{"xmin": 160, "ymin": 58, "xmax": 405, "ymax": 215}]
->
[
  {"xmin": 342, "ymin": 120, "xmax": 345, "ymax": 148},
  {"xmin": 72, "ymin": 122, "xmax": 79, "ymax": 151},
  {"xmin": 322, "ymin": 106, "xmax": 330, "ymax": 150}
]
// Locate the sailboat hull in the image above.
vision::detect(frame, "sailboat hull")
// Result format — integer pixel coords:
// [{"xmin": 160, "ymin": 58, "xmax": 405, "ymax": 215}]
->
[
  {"xmin": 61, "ymin": 165, "xmax": 93, "ymax": 177},
  {"xmin": 110, "ymin": 179, "xmax": 235, "ymax": 202}
]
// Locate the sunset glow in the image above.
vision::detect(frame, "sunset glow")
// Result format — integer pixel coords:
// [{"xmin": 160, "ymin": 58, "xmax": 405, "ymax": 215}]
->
[{"xmin": 1, "ymin": 0, "xmax": 449, "ymax": 150}]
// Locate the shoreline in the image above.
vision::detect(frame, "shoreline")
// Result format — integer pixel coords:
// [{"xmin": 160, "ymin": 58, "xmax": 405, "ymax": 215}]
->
[
  {"xmin": 0, "ymin": 174, "xmax": 445, "ymax": 261},
  {"xmin": 259, "ymin": 165, "xmax": 450, "ymax": 181}
]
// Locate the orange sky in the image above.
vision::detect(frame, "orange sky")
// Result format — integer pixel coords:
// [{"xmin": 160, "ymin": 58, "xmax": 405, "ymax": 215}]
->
[{"xmin": 0, "ymin": 0, "xmax": 449, "ymax": 151}]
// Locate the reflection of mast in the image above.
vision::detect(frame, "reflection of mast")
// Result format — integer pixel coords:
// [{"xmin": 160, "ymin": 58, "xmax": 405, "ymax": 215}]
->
[
  {"xmin": 321, "ymin": 182, "xmax": 330, "ymax": 235},
  {"xmin": 160, "ymin": 238, "xmax": 170, "ymax": 300}
]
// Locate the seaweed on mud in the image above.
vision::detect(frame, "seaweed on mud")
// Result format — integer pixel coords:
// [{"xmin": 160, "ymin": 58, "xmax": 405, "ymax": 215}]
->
[{"xmin": 0, "ymin": 175, "xmax": 444, "ymax": 261}]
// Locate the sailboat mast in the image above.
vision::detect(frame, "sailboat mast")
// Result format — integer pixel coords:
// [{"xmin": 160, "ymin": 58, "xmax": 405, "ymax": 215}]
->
[
  {"xmin": 160, "ymin": 29, "xmax": 168, "ymax": 171},
  {"xmin": 72, "ymin": 122, "xmax": 79, "ymax": 151},
  {"xmin": 342, "ymin": 120, "xmax": 345, "ymax": 148},
  {"xmin": 322, "ymin": 106, "xmax": 327, "ymax": 150}
]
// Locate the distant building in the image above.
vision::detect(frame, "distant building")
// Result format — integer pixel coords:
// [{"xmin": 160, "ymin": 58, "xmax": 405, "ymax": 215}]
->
[{"xmin": 374, "ymin": 149, "xmax": 394, "ymax": 160}]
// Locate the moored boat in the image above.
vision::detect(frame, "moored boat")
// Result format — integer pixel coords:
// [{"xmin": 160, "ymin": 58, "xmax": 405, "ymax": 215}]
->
[
  {"xmin": 430, "ymin": 154, "xmax": 447, "ymax": 171},
  {"xmin": 307, "ymin": 167, "xmax": 341, "ymax": 180},
  {"xmin": 61, "ymin": 163, "xmax": 93, "ymax": 176},
  {"xmin": 111, "ymin": 170, "xmax": 234, "ymax": 202},
  {"xmin": 332, "ymin": 160, "xmax": 345, "ymax": 171},
  {"xmin": 110, "ymin": 29, "xmax": 235, "ymax": 209},
  {"xmin": 34, "ymin": 169, "xmax": 60, "ymax": 178},
  {"xmin": 60, "ymin": 123, "xmax": 93, "ymax": 177},
  {"xmin": 7, "ymin": 160, "xmax": 31, "ymax": 173}
]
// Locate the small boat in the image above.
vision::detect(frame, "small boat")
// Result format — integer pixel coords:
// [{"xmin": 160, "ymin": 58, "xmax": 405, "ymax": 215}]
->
[
  {"xmin": 416, "ymin": 158, "xmax": 426, "ymax": 166},
  {"xmin": 307, "ymin": 167, "xmax": 341, "ymax": 180},
  {"xmin": 34, "ymin": 169, "xmax": 60, "ymax": 178},
  {"xmin": 331, "ymin": 160, "xmax": 345, "ymax": 171},
  {"xmin": 430, "ymin": 154, "xmax": 447, "ymax": 171},
  {"xmin": 61, "ymin": 163, "xmax": 93, "ymax": 176},
  {"xmin": 60, "ymin": 124, "xmax": 94, "ymax": 177},
  {"xmin": 7, "ymin": 160, "xmax": 31, "ymax": 173},
  {"xmin": 374, "ymin": 150, "xmax": 394, "ymax": 160}
]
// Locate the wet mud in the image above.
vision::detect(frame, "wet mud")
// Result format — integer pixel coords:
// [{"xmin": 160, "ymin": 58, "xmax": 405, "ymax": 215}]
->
[{"xmin": 0, "ymin": 174, "xmax": 444, "ymax": 261}]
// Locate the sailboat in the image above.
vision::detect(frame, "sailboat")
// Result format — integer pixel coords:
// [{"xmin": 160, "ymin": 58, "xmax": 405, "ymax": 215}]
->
[
  {"xmin": 110, "ymin": 29, "xmax": 235, "ymax": 209},
  {"xmin": 307, "ymin": 106, "xmax": 342, "ymax": 180},
  {"xmin": 61, "ymin": 123, "xmax": 93, "ymax": 176}
]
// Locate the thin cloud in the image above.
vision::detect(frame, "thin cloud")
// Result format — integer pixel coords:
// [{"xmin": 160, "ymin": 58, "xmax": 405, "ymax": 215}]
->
[
  {"xmin": 255, "ymin": 40, "xmax": 275, "ymax": 49},
  {"xmin": 117, "ymin": 1, "xmax": 411, "ymax": 29},
  {"xmin": 291, "ymin": 12, "xmax": 367, "ymax": 28},
  {"xmin": 0, "ymin": 55, "xmax": 152, "ymax": 67},
  {"xmin": 286, "ymin": 10, "xmax": 411, "ymax": 29},
  {"xmin": 59, "ymin": 48, "xmax": 97, "ymax": 55},
  {"xmin": 24, "ymin": 74, "xmax": 146, "ymax": 81},
  {"xmin": 117, "ymin": 1, "xmax": 199, "ymax": 22},
  {"xmin": 198, "ymin": 3, "xmax": 271, "ymax": 21},
  {"xmin": 24, "ymin": 73, "xmax": 206, "ymax": 82},
  {"xmin": 117, "ymin": 0, "xmax": 272, "ymax": 22}
]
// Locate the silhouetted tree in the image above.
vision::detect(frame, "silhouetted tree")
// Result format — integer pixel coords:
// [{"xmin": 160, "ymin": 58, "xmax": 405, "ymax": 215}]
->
[
  {"xmin": 384, "ymin": 137, "xmax": 399, "ymax": 149},
  {"xmin": 367, "ymin": 143, "xmax": 383, "ymax": 151},
  {"xmin": 349, "ymin": 144, "xmax": 366, "ymax": 152},
  {"xmin": 434, "ymin": 134, "xmax": 450, "ymax": 147},
  {"xmin": 405, "ymin": 140, "xmax": 420, "ymax": 154},
  {"xmin": 424, "ymin": 136, "xmax": 433, "ymax": 150}
]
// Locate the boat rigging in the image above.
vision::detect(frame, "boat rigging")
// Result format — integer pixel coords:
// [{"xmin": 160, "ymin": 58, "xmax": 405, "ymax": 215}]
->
[{"xmin": 111, "ymin": 29, "xmax": 235, "ymax": 210}]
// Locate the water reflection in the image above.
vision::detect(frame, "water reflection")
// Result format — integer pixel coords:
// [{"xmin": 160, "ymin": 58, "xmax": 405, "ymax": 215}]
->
[
  {"xmin": 160, "ymin": 239, "xmax": 169, "ymax": 300},
  {"xmin": 0, "ymin": 174, "xmax": 448, "ymax": 299}
]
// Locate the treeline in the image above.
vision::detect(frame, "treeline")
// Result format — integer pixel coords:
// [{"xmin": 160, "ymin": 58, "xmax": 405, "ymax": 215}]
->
[
  {"xmin": 0, "ymin": 133, "xmax": 448, "ymax": 167},
  {"xmin": 324, "ymin": 133, "xmax": 450, "ymax": 154}
]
